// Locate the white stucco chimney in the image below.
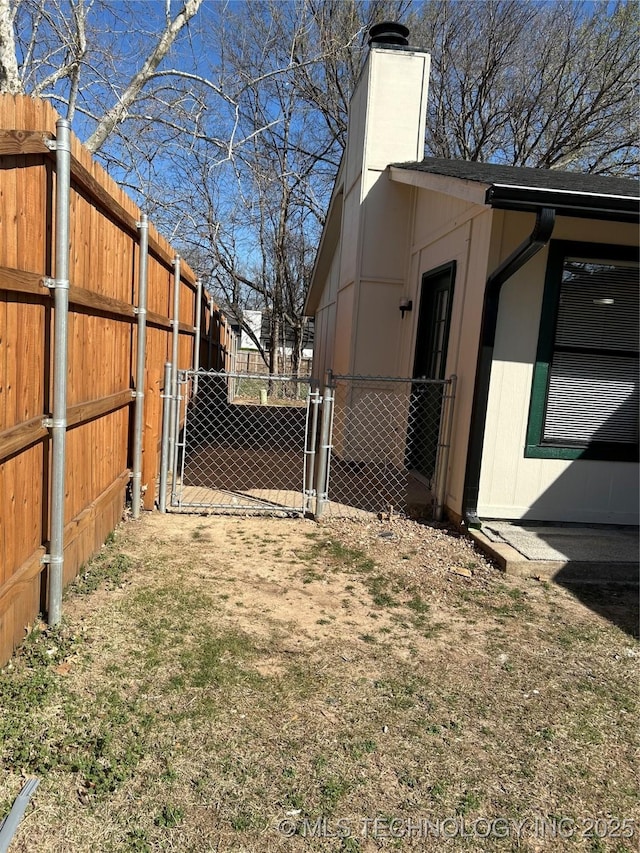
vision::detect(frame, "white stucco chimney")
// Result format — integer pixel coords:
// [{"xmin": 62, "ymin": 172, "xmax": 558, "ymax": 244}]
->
[
  {"xmin": 331, "ymin": 24, "xmax": 430, "ymax": 376},
  {"xmin": 344, "ymin": 23, "xmax": 430, "ymax": 202}
]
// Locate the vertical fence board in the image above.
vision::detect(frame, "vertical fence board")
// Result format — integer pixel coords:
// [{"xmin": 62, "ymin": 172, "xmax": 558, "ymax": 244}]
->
[
  {"xmin": 0, "ymin": 295, "xmax": 5, "ymax": 586},
  {"xmin": 2, "ymin": 454, "xmax": 18, "ymax": 588},
  {"xmin": 0, "ymin": 136, "xmax": 10, "ymax": 592}
]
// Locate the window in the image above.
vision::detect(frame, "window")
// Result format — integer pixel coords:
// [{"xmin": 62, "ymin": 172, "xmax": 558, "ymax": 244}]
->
[{"xmin": 526, "ymin": 240, "xmax": 639, "ymax": 461}]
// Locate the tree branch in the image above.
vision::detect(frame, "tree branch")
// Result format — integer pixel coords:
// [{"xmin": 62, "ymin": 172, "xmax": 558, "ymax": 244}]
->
[{"xmin": 84, "ymin": 0, "xmax": 204, "ymax": 153}]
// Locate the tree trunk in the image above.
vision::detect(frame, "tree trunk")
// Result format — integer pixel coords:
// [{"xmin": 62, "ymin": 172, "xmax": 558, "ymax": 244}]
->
[{"xmin": 0, "ymin": 0, "xmax": 22, "ymax": 94}]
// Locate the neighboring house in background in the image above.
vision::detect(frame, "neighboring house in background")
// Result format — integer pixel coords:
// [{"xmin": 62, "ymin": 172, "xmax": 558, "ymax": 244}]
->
[
  {"xmin": 239, "ymin": 309, "xmax": 265, "ymax": 352},
  {"xmin": 233, "ymin": 310, "xmax": 314, "ymax": 374},
  {"xmin": 304, "ymin": 28, "xmax": 639, "ymax": 528}
]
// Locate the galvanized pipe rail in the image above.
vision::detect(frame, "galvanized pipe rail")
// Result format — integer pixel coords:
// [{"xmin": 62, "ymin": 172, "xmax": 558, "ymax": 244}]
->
[
  {"xmin": 192, "ymin": 279, "xmax": 202, "ymax": 396},
  {"xmin": 169, "ymin": 254, "xmax": 181, "ymax": 469},
  {"xmin": 158, "ymin": 362, "xmax": 172, "ymax": 513},
  {"xmin": 131, "ymin": 214, "xmax": 149, "ymax": 519},
  {"xmin": 44, "ymin": 118, "xmax": 71, "ymax": 626},
  {"xmin": 314, "ymin": 371, "xmax": 335, "ymax": 519}
]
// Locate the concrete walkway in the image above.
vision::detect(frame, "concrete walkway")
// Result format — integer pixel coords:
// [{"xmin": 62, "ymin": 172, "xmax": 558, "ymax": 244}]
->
[{"xmin": 470, "ymin": 522, "xmax": 639, "ymax": 583}]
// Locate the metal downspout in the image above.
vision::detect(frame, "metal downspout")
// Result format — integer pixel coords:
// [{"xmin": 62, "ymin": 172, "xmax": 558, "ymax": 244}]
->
[
  {"xmin": 46, "ymin": 119, "xmax": 71, "ymax": 626},
  {"xmin": 463, "ymin": 207, "xmax": 556, "ymax": 528},
  {"xmin": 0, "ymin": 777, "xmax": 40, "ymax": 852},
  {"xmin": 131, "ymin": 214, "xmax": 149, "ymax": 519}
]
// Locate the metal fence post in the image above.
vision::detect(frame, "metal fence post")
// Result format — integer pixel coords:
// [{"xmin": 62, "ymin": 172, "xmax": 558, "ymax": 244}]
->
[
  {"xmin": 433, "ymin": 375, "xmax": 457, "ymax": 521},
  {"xmin": 303, "ymin": 385, "xmax": 320, "ymax": 514},
  {"xmin": 314, "ymin": 372, "xmax": 335, "ymax": 519},
  {"xmin": 193, "ymin": 279, "xmax": 202, "ymax": 397},
  {"xmin": 207, "ymin": 296, "xmax": 213, "ymax": 369},
  {"xmin": 169, "ymin": 255, "xmax": 181, "ymax": 470},
  {"xmin": 45, "ymin": 118, "xmax": 71, "ymax": 627},
  {"xmin": 158, "ymin": 362, "xmax": 172, "ymax": 512},
  {"xmin": 170, "ymin": 370, "xmax": 184, "ymax": 506},
  {"xmin": 131, "ymin": 213, "xmax": 149, "ymax": 519}
]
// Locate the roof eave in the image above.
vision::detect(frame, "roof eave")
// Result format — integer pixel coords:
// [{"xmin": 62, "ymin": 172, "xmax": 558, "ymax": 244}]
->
[
  {"xmin": 389, "ymin": 165, "xmax": 488, "ymax": 205},
  {"xmin": 390, "ymin": 162, "xmax": 639, "ymax": 222}
]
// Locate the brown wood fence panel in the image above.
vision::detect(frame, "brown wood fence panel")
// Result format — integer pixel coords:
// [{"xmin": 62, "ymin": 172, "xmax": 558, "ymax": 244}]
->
[{"xmin": 0, "ymin": 95, "xmax": 234, "ymax": 665}]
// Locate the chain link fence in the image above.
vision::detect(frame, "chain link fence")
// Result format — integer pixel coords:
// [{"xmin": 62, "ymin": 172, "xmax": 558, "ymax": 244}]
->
[
  {"xmin": 318, "ymin": 375, "xmax": 456, "ymax": 520},
  {"xmin": 169, "ymin": 370, "xmax": 318, "ymax": 514},
  {"xmin": 162, "ymin": 370, "xmax": 455, "ymax": 520}
]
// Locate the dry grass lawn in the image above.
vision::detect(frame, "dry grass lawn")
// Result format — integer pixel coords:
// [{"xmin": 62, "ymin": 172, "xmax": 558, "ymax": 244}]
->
[{"xmin": 1, "ymin": 512, "xmax": 638, "ymax": 852}]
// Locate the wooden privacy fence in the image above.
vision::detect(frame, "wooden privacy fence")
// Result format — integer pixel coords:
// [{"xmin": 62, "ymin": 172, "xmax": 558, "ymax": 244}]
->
[{"xmin": 0, "ymin": 95, "xmax": 233, "ymax": 665}]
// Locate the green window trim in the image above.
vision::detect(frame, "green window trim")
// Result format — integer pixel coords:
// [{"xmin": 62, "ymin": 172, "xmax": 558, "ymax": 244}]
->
[{"xmin": 526, "ymin": 240, "xmax": 639, "ymax": 462}]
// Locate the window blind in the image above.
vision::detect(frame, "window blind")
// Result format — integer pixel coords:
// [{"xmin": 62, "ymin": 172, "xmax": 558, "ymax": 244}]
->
[{"xmin": 543, "ymin": 257, "xmax": 639, "ymax": 447}]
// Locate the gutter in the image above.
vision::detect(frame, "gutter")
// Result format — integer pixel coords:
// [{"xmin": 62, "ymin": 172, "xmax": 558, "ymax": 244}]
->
[
  {"xmin": 486, "ymin": 185, "xmax": 639, "ymax": 222},
  {"xmin": 462, "ymin": 206, "xmax": 556, "ymax": 528}
]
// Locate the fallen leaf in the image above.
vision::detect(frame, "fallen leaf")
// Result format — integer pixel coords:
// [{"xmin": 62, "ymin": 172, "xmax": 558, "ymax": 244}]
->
[{"xmin": 449, "ymin": 566, "xmax": 473, "ymax": 578}]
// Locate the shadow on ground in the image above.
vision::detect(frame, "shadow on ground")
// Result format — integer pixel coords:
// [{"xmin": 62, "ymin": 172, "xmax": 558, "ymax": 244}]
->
[{"xmin": 553, "ymin": 576, "xmax": 639, "ymax": 639}]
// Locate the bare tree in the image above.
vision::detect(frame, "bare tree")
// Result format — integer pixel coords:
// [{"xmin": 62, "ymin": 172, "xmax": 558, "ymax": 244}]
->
[
  {"xmin": 412, "ymin": 0, "xmax": 639, "ymax": 175},
  {"xmin": 186, "ymin": 0, "xmax": 325, "ymax": 374},
  {"xmin": 292, "ymin": 0, "xmax": 412, "ymax": 164},
  {"xmin": 2, "ymin": 0, "xmax": 205, "ymax": 150},
  {"xmin": 84, "ymin": 0, "xmax": 203, "ymax": 152},
  {"xmin": 2, "ymin": 0, "xmax": 636, "ymax": 381},
  {"xmin": 177, "ymin": 0, "xmax": 408, "ymax": 373}
]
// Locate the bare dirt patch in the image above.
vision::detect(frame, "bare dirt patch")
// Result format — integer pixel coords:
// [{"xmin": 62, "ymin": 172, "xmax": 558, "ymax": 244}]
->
[{"xmin": 1, "ymin": 512, "xmax": 638, "ymax": 852}]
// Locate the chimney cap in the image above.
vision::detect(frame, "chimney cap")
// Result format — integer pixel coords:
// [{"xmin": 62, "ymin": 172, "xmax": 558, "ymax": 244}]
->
[{"xmin": 368, "ymin": 21, "xmax": 410, "ymax": 47}]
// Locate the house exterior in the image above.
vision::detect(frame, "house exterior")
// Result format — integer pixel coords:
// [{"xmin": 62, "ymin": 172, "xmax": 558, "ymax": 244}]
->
[
  {"xmin": 304, "ymin": 33, "xmax": 639, "ymax": 528},
  {"xmin": 233, "ymin": 311, "xmax": 314, "ymax": 375}
]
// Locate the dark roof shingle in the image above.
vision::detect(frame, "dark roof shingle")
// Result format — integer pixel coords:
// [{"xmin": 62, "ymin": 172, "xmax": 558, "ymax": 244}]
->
[{"xmin": 393, "ymin": 157, "xmax": 639, "ymax": 198}]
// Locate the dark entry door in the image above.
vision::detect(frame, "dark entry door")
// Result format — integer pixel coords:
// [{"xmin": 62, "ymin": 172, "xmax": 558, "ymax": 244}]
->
[{"xmin": 407, "ymin": 262, "xmax": 456, "ymax": 481}]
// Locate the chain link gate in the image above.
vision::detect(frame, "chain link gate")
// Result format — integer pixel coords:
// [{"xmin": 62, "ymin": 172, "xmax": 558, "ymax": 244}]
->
[
  {"xmin": 167, "ymin": 370, "xmax": 319, "ymax": 515},
  {"xmin": 160, "ymin": 369, "xmax": 455, "ymax": 520}
]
